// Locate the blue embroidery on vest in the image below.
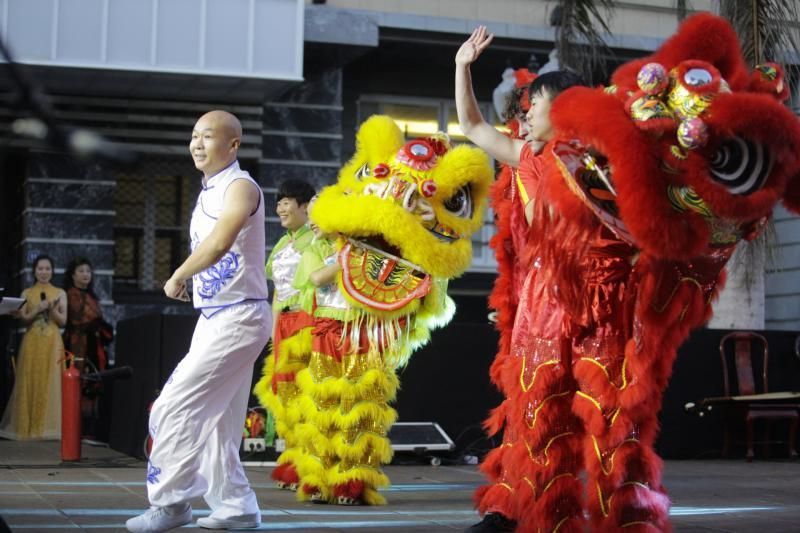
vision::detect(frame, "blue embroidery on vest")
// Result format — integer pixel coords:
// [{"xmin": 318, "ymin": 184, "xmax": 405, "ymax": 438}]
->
[
  {"xmin": 147, "ymin": 461, "xmax": 161, "ymax": 484},
  {"xmin": 197, "ymin": 251, "xmax": 241, "ymax": 300}
]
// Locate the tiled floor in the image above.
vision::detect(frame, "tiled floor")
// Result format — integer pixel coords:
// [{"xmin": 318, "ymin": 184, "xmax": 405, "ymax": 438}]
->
[{"xmin": 0, "ymin": 440, "xmax": 798, "ymax": 532}]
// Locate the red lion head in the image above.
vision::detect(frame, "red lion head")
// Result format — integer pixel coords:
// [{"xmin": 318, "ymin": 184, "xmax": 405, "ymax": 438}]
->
[{"xmin": 549, "ymin": 13, "xmax": 800, "ymax": 260}]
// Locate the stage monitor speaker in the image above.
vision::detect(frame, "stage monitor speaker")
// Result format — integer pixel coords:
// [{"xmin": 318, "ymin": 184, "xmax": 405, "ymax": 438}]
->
[
  {"xmin": 388, "ymin": 422, "xmax": 454, "ymax": 452},
  {"xmin": 109, "ymin": 313, "xmax": 196, "ymax": 458}
]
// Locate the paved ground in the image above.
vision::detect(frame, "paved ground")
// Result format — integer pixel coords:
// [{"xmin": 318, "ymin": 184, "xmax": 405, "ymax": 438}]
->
[{"xmin": 0, "ymin": 440, "xmax": 798, "ymax": 532}]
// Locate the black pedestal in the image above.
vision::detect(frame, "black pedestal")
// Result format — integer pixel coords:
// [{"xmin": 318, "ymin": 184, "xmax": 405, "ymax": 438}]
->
[{"xmin": 109, "ymin": 313, "xmax": 196, "ymax": 458}]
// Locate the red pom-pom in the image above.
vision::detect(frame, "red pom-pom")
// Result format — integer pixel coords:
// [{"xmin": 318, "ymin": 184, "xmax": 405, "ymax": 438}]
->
[{"xmin": 373, "ymin": 163, "xmax": 390, "ymax": 178}]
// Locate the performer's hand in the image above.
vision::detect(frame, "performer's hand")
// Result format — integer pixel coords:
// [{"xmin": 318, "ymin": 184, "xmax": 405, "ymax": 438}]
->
[
  {"xmin": 455, "ymin": 26, "xmax": 493, "ymax": 66},
  {"xmin": 164, "ymin": 277, "xmax": 190, "ymax": 301}
]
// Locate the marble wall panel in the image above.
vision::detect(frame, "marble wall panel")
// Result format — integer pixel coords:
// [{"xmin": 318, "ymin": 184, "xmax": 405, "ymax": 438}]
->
[
  {"xmin": 258, "ymin": 162, "xmax": 339, "ymax": 189},
  {"xmin": 262, "ymin": 134, "xmax": 341, "ymax": 162},
  {"xmin": 26, "ymin": 181, "xmax": 115, "ymax": 210},
  {"xmin": 27, "ymin": 152, "xmax": 111, "ymax": 181},
  {"xmin": 24, "ymin": 212, "xmax": 115, "ymax": 241},
  {"xmin": 273, "ymin": 68, "xmax": 342, "ymax": 106},
  {"xmin": 263, "ymin": 106, "xmax": 342, "ymax": 135}
]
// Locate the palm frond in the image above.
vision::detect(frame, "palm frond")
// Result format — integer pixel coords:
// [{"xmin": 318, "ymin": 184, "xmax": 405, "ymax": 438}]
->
[
  {"xmin": 717, "ymin": 1, "xmax": 798, "ymax": 291},
  {"xmin": 719, "ymin": 0, "xmax": 800, "ymax": 66},
  {"xmin": 675, "ymin": 0, "xmax": 689, "ymax": 22},
  {"xmin": 552, "ymin": 0, "xmax": 616, "ymax": 83}
]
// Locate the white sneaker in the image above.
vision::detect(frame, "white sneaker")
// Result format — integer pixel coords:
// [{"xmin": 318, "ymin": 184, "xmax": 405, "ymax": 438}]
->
[
  {"xmin": 126, "ymin": 504, "xmax": 192, "ymax": 532},
  {"xmin": 196, "ymin": 512, "xmax": 260, "ymax": 530}
]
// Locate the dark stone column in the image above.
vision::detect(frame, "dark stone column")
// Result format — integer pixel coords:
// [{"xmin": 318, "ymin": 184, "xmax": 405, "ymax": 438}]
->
[
  {"xmin": 20, "ymin": 151, "xmax": 116, "ymax": 304},
  {"xmin": 261, "ymin": 68, "xmax": 343, "ymax": 248}
]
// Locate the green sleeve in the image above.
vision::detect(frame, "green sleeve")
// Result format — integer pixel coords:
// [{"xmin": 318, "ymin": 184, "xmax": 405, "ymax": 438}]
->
[
  {"xmin": 294, "ymin": 226, "xmax": 315, "ymax": 254},
  {"xmin": 293, "ymin": 242, "xmax": 326, "ymax": 291}
]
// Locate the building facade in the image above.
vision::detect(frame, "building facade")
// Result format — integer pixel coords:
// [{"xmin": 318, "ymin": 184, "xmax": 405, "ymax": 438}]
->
[{"xmin": 1, "ymin": 0, "xmax": 798, "ymax": 333}]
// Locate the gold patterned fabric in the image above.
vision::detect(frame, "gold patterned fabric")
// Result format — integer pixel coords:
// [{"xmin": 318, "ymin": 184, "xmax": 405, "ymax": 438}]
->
[
  {"xmin": 294, "ymin": 317, "xmax": 398, "ymax": 504},
  {"xmin": 0, "ymin": 283, "xmax": 65, "ymax": 440}
]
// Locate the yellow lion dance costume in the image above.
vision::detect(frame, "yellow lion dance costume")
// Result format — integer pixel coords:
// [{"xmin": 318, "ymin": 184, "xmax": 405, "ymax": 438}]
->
[{"xmin": 256, "ymin": 115, "xmax": 492, "ymax": 505}]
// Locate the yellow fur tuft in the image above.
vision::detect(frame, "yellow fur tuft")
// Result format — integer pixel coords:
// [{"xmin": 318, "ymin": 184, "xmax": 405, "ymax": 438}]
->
[
  {"xmin": 295, "ymin": 421, "xmax": 337, "ymax": 458},
  {"xmin": 253, "ymin": 353, "xmax": 277, "ymax": 410},
  {"xmin": 281, "ymin": 327, "xmax": 313, "ymax": 364},
  {"xmin": 293, "ymin": 453, "xmax": 331, "ymax": 501},
  {"xmin": 332, "ymin": 431, "xmax": 394, "ymax": 464},
  {"xmin": 361, "ymin": 486, "xmax": 387, "ymax": 506}
]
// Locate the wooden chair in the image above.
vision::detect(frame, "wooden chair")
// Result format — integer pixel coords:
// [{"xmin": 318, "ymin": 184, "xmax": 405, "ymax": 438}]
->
[{"xmin": 719, "ymin": 331, "xmax": 799, "ymax": 461}]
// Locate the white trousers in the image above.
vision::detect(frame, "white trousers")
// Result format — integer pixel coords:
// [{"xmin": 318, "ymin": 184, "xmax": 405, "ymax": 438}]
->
[{"xmin": 146, "ymin": 300, "xmax": 271, "ymax": 518}]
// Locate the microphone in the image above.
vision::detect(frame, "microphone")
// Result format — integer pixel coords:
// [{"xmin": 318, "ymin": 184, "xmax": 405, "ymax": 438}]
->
[
  {"xmin": 40, "ymin": 291, "xmax": 48, "ymax": 318},
  {"xmin": 82, "ymin": 366, "xmax": 134, "ymax": 382}
]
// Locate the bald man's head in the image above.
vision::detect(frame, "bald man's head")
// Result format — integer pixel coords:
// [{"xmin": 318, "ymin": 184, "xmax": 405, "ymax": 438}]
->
[{"xmin": 190, "ymin": 110, "xmax": 243, "ymax": 178}]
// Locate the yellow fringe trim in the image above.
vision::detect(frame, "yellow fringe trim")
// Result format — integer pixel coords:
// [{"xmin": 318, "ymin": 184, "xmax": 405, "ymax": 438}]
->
[
  {"xmin": 253, "ymin": 353, "xmax": 277, "ymax": 409},
  {"xmin": 294, "ymin": 422, "xmax": 338, "ymax": 458},
  {"xmin": 327, "ymin": 465, "xmax": 390, "ymax": 486},
  {"xmin": 294, "ymin": 454, "xmax": 331, "ymax": 501},
  {"xmin": 332, "ymin": 431, "xmax": 394, "ymax": 463},
  {"xmin": 278, "ymin": 327, "xmax": 313, "ymax": 366},
  {"xmin": 300, "ymin": 370, "xmax": 397, "ymax": 407},
  {"xmin": 276, "ymin": 447, "xmax": 305, "ymax": 467},
  {"xmin": 361, "ymin": 486, "xmax": 387, "ymax": 506}
]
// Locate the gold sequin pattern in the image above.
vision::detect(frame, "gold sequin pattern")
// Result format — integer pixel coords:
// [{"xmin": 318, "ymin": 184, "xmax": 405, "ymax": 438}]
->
[
  {"xmin": 342, "ymin": 422, "xmax": 388, "ymax": 445},
  {"xmin": 337, "ymin": 456, "xmax": 384, "ymax": 472}
]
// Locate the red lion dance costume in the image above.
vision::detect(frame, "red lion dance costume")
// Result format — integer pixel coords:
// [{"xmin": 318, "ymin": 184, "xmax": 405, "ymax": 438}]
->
[
  {"xmin": 475, "ymin": 13, "xmax": 800, "ymax": 532},
  {"xmin": 489, "ymin": 68, "xmax": 537, "ymax": 341}
]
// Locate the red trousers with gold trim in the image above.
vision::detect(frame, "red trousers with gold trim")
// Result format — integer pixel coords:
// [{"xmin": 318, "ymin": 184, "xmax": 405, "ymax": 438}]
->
[
  {"xmin": 477, "ymin": 240, "xmax": 683, "ymax": 532},
  {"xmin": 253, "ymin": 309, "xmax": 313, "ymax": 487}
]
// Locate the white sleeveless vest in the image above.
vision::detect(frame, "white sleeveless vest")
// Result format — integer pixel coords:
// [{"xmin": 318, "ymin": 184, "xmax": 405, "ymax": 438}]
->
[
  {"xmin": 270, "ymin": 243, "xmax": 303, "ymax": 306},
  {"xmin": 189, "ymin": 161, "xmax": 268, "ymax": 317}
]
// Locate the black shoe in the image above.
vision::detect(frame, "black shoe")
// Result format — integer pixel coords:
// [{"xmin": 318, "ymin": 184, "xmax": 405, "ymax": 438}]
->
[{"xmin": 465, "ymin": 513, "xmax": 516, "ymax": 532}]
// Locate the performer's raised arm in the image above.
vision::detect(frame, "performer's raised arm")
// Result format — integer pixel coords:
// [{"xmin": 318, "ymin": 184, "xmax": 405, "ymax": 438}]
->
[{"xmin": 455, "ymin": 26, "xmax": 525, "ymax": 166}]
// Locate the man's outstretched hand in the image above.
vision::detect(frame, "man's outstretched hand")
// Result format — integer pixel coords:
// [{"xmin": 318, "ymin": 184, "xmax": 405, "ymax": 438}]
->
[
  {"xmin": 164, "ymin": 276, "xmax": 190, "ymax": 302},
  {"xmin": 455, "ymin": 26, "xmax": 494, "ymax": 67}
]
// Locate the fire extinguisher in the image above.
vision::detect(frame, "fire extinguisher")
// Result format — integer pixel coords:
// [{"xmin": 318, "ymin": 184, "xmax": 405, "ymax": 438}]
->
[
  {"xmin": 61, "ymin": 351, "xmax": 82, "ymax": 462},
  {"xmin": 142, "ymin": 390, "xmax": 159, "ymax": 459}
]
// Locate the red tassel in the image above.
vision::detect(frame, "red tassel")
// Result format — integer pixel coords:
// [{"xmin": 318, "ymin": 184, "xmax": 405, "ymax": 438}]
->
[
  {"xmin": 270, "ymin": 463, "xmax": 299, "ymax": 484},
  {"xmin": 333, "ymin": 480, "xmax": 364, "ymax": 500}
]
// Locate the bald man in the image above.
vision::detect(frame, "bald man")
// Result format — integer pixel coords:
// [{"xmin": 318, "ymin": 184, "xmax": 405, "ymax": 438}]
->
[{"xmin": 127, "ymin": 111, "xmax": 270, "ymax": 532}]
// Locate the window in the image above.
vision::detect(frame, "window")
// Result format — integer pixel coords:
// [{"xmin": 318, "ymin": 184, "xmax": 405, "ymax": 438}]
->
[
  {"xmin": 357, "ymin": 95, "xmax": 500, "ymax": 272},
  {"xmin": 113, "ymin": 158, "xmax": 200, "ymax": 293}
]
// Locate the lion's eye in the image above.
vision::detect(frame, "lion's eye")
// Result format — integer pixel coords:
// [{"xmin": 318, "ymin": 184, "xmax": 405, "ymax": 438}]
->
[
  {"xmin": 709, "ymin": 136, "xmax": 772, "ymax": 195},
  {"xmin": 355, "ymin": 163, "xmax": 370, "ymax": 180},
  {"xmin": 443, "ymin": 186, "xmax": 473, "ymax": 218}
]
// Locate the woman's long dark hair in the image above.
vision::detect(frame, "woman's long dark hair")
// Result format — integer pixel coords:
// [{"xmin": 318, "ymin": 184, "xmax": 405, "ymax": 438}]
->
[
  {"xmin": 31, "ymin": 254, "xmax": 55, "ymax": 277},
  {"xmin": 63, "ymin": 256, "xmax": 97, "ymax": 297}
]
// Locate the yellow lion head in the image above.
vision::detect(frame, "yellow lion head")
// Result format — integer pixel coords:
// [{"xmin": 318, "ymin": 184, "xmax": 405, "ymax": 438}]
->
[{"xmin": 311, "ymin": 115, "xmax": 492, "ymax": 319}]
